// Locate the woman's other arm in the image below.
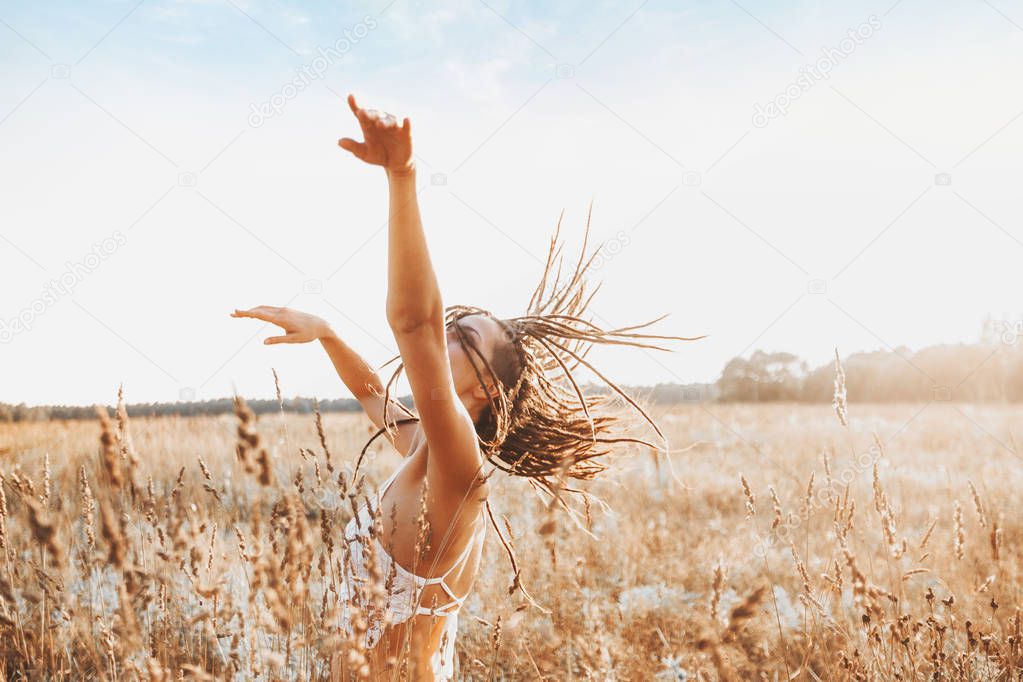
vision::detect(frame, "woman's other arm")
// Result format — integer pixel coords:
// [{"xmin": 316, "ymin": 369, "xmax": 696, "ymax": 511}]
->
[{"xmin": 231, "ymin": 306, "xmax": 418, "ymax": 455}]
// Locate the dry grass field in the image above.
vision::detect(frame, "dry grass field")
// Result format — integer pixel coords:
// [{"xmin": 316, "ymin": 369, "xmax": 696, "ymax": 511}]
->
[{"xmin": 0, "ymin": 397, "xmax": 1020, "ymax": 680}]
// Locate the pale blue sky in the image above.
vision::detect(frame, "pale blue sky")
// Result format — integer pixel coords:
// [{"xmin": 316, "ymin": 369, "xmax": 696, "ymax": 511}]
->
[{"xmin": 2, "ymin": 0, "xmax": 1022, "ymax": 405}]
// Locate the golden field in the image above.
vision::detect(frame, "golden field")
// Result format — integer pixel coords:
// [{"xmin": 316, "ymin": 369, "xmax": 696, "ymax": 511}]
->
[{"xmin": 0, "ymin": 399, "xmax": 1020, "ymax": 680}]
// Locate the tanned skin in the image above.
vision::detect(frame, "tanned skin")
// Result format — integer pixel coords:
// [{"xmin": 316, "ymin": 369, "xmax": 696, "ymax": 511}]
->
[{"xmin": 233, "ymin": 94, "xmax": 504, "ymax": 679}]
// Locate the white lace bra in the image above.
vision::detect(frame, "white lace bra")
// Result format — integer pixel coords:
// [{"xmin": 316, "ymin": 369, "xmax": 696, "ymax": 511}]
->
[{"xmin": 339, "ymin": 460, "xmax": 486, "ymax": 678}]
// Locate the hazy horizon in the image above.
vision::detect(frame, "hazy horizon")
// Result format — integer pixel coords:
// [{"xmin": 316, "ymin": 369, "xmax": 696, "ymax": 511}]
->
[
  {"xmin": 3, "ymin": 0, "xmax": 1022, "ymax": 405},
  {"xmin": 5, "ymin": 325, "xmax": 1011, "ymax": 408}
]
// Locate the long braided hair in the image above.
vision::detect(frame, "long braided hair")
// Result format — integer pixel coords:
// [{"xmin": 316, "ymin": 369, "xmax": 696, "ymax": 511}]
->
[
  {"xmin": 355, "ymin": 208, "xmax": 701, "ymax": 609},
  {"xmin": 362, "ymin": 207, "xmax": 701, "ymax": 498}
]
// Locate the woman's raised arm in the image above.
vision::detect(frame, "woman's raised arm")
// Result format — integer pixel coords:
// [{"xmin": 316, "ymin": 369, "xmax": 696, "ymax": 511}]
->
[{"xmin": 338, "ymin": 94, "xmax": 483, "ymax": 491}]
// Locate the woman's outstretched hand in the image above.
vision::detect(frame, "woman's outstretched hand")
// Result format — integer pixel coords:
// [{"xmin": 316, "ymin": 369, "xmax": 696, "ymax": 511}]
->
[
  {"xmin": 231, "ymin": 306, "xmax": 333, "ymax": 345},
  {"xmin": 337, "ymin": 93, "xmax": 414, "ymax": 174}
]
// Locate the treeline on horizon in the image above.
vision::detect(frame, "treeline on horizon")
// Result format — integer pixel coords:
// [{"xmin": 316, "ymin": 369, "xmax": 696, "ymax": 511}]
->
[{"xmin": 3, "ymin": 333, "xmax": 1021, "ymax": 422}]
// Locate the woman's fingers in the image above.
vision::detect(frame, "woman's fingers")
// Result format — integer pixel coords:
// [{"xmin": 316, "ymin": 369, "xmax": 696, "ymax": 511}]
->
[
  {"xmin": 349, "ymin": 94, "xmax": 403, "ymax": 131},
  {"xmin": 232, "ymin": 306, "xmax": 282, "ymax": 323},
  {"xmin": 348, "ymin": 93, "xmax": 377, "ymax": 133},
  {"xmin": 264, "ymin": 334, "xmax": 299, "ymax": 345},
  {"xmin": 265, "ymin": 332, "xmax": 314, "ymax": 345},
  {"xmin": 338, "ymin": 137, "xmax": 367, "ymax": 159},
  {"xmin": 347, "ymin": 93, "xmax": 367, "ymax": 124},
  {"xmin": 232, "ymin": 308, "xmax": 263, "ymax": 320}
]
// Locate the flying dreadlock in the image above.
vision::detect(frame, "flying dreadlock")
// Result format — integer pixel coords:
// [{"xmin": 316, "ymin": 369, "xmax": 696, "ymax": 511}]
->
[{"xmin": 359, "ymin": 205, "xmax": 702, "ymax": 497}]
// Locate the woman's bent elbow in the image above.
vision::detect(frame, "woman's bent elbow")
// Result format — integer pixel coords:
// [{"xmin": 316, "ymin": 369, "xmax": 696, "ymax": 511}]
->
[
  {"xmin": 386, "ymin": 312, "xmax": 439, "ymax": 337},
  {"xmin": 387, "ymin": 307, "xmax": 442, "ymax": 334}
]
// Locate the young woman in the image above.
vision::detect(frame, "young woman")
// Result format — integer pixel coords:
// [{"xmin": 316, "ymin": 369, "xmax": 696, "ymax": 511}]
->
[{"xmin": 232, "ymin": 94, "xmax": 695, "ymax": 680}]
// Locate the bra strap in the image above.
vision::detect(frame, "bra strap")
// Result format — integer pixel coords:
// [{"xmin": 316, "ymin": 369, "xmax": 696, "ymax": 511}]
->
[
  {"xmin": 434, "ymin": 514, "xmax": 485, "ymax": 582},
  {"xmin": 415, "ymin": 517, "xmax": 486, "ymax": 616},
  {"xmin": 413, "ymin": 597, "xmax": 462, "ymax": 617}
]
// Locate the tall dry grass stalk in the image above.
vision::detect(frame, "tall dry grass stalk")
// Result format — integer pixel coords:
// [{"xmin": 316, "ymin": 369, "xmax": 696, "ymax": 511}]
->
[{"xmin": 832, "ymin": 347, "xmax": 848, "ymax": 427}]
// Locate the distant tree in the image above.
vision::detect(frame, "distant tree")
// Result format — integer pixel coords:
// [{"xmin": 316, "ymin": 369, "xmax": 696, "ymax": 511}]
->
[{"xmin": 718, "ymin": 350, "xmax": 805, "ymax": 401}]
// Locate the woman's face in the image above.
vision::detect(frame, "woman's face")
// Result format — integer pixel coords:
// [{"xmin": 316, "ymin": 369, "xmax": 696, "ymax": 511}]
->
[{"xmin": 446, "ymin": 314, "xmax": 508, "ymax": 399}]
